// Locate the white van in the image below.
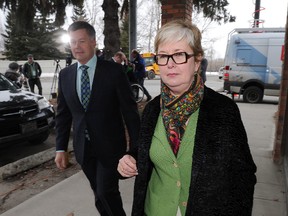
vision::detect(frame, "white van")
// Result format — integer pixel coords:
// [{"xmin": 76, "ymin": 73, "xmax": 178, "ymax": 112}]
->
[{"xmin": 223, "ymin": 28, "xmax": 285, "ymax": 103}]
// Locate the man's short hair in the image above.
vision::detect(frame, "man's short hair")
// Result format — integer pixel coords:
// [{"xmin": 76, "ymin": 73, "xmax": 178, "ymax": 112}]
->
[
  {"xmin": 114, "ymin": 51, "xmax": 125, "ymax": 58},
  {"xmin": 68, "ymin": 21, "xmax": 96, "ymax": 39},
  {"xmin": 131, "ymin": 49, "xmax": 139, "ymax": 55},
  {"xmin": 27, "ymin": 54, "xmax": 33, "ymax": 58}
]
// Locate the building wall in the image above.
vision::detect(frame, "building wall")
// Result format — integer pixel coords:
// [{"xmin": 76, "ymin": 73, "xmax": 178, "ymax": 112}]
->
[{"xmin": 161, "ymin": 0, "xmax": 193, "ymax": 25}]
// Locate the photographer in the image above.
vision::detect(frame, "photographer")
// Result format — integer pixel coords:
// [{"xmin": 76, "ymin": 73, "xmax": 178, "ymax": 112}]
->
[
  {"xmin": 23, "ymin": 54, "xmax": 43, "ymax": 95},
  {"xmin": 4, "ymin": 62, "xmax": 24, "ymax": 88},
  {"xmin": 111, "ymin": 51, "xmax": 137, "ymax": 84}
]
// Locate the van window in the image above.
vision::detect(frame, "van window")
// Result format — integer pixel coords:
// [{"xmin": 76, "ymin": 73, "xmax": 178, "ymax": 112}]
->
[{"xmin": 236, "ymin": 49, "xmax": 251, "ymax": 65}]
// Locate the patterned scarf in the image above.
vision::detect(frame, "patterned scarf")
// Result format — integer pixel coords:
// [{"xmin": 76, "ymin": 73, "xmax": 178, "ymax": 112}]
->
[{"xmin": 161, "ymin": 72, "xmax": 204, "ymax": 156}]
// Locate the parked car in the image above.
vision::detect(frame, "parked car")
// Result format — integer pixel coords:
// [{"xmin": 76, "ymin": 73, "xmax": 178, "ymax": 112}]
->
[
  {"xmin": 218, "ymin": 66, "xmax": 224, "ymax": 79},
  {"xmin": 0, "ymin": 73, "xmax": 55, "ymax": 145}
]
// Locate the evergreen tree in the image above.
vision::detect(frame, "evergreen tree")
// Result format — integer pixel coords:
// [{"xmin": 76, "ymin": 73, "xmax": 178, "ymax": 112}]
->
[
  {"xmin": 120, "ymin": 17, "xmax": 129, "ymax": 56},
  {"xmin": 2, "ymin": 12, "xmax": 65, "ymax": 60},
  {"xmin": 71, "ymin": 3, "xmax": 89, "ymax": 22},
  {"xmin": 24, "ymin": 16, "xmax": 65, "ymax": 60},
  {"xmin": 2, "ymin": 10, "xmax": 27, "ymax": 60}
]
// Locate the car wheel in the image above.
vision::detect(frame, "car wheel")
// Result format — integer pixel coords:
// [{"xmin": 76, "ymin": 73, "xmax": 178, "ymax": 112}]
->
[
  {"xmin": 147, "ymin": 70, "xmax": 155, "ymax": 80},
  {"xmin": 243, "ymin": 86, "xmax": 263, "ymax": 103},
  {"xmin": 28, "ymin": 131, "xmax": 50, "ymax": 145}
]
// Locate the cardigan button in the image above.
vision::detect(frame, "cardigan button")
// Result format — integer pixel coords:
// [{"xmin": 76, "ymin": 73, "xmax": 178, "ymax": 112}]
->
[
  {"xmin": 182, "ymin": 202, "xmax": 187, "ymax": 206},
  {"xmin": 173, "ymin": 162, "xmax": 178, "ymax": 168},
  {"xmin": 176, "ymin": 181, "xmax": 181, "ymax": 187}
]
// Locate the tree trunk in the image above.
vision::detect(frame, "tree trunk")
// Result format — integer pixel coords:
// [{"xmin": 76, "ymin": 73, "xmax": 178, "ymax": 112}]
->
[{"xmin": 102, "ymin": 0, "xmax": 121, "ymax": 60}]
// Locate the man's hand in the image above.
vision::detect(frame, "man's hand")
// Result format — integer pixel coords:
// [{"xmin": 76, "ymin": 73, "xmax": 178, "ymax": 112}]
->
[
  {"xmin": 117, "ymin": 155, "xmax": 138, "ymax": 178},
  {"xmin": 55, "ymin": 152, "xmax": 69, "ymax": 170}
]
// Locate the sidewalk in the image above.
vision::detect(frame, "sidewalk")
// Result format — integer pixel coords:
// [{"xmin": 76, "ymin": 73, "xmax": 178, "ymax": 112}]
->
[{"xmin": 1, "ymin": 76, "xmax": 286, "ymax": 216}]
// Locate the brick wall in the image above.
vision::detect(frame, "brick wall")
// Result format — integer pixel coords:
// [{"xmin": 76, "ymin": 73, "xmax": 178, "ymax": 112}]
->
[
  {"xmin": 273, "ymin": 28, "xmax": 288, "ymax": 162},
  {"xmin": 161, "ymin": 0, "xmax": 193, "ymax": 25}
]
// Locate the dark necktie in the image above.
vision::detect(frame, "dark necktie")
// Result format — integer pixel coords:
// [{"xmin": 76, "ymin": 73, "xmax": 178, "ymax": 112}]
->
[{"xmin": 80, "ymin": 65, "xmax": 90, "ymax": 110}]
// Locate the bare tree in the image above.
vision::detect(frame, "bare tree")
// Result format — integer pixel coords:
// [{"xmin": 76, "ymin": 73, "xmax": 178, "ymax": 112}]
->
[
  {"xmin": 0, "ymin": 10, "xmax": 5, "ymax": 51},
  {"xmin": 84, "ymin": 0, "xmax": 104, "ymax": 49},
  {"xmin": 137, "ymin": 0, "xmax": 161, "ymax": 53}
]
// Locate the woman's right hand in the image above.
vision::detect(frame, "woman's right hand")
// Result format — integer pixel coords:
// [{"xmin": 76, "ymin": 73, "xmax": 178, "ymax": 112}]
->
[{"xmin": 118, "ymin": 154, "xmax": 138, "ymax": 178}]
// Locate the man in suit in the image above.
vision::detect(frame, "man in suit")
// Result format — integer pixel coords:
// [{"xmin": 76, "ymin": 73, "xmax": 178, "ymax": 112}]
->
[{"xmin": 54, "ymin": 21, "xmax": 140, "ymax": 216}]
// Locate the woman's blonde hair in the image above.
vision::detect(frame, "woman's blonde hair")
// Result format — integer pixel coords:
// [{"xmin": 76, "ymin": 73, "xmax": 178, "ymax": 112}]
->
[{"xmin": 154, "ymin": 19, "xmax": 204, "ymax": 62}]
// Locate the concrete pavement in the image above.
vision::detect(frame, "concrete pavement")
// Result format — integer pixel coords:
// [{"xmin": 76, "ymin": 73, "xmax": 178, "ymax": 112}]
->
[
  {"xmin": 1, "ymin": 75, "xmax": 287, "ymax": 216},
  {"xmin": 1, "ymin": 171, "xmax": 134, "ymax": 216}
]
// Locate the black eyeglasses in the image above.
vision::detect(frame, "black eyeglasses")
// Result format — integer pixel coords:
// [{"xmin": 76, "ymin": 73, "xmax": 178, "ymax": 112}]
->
[{"xmin": 154, "ymin": 52, "xmax": 195, "ymax": 66}]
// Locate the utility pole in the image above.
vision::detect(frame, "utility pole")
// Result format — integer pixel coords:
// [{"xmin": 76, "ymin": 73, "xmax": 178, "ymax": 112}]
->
[
  {"xmin": 129, "ymin": 0, "xmax": 137, "ymax": 58},
  {"xmin": 253, "ymin": 0, "xmax": 261, "ymax": 27}
]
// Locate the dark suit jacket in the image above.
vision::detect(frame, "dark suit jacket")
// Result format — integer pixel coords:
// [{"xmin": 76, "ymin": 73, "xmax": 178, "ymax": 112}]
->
[
  {"xmin": 132, "ymin": 87, "xmax": 257, "ymax": 216},
  {"xmin": 55, "ymin": 60, "xmax": 140, "ymax": 167}
]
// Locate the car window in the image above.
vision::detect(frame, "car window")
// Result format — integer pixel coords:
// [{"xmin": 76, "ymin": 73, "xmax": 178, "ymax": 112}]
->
[
  {"xmin": 143, "ymin": 57, "xmax": 154, "ymax": 66},
  {"xmin": 0, "ymin": 74, "xmax": 18, "ymax": 91}
]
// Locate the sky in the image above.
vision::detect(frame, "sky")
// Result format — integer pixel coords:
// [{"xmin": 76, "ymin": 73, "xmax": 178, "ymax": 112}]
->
[{"xmin": 207, "ymin": 0, "xmax": 288, "ymax": 58}]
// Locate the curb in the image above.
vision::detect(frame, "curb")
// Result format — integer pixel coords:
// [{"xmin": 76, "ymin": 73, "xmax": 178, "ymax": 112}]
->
[
  {"xmin": 0, "ymin": 141, "xmax": 73, "ymax": 181},
  {"xmin": 0, "ymin": 148, "xmax": 55, "ymax": 181}
]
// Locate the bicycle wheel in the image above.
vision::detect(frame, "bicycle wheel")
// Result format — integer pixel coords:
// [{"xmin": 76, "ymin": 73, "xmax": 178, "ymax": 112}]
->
[{"xmin": 131, "ymin": 83, "xmax": 144, "ymax": 103}]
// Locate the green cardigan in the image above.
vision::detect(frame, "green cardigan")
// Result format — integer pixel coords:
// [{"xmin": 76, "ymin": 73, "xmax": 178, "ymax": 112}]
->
[{"xmin": 144, "ymin": 110, "xmax": 199, "ymax": 216}]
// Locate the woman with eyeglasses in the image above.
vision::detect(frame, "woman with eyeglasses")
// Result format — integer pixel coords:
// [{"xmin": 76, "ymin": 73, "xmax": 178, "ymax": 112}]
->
[{"xmin": 118, "ymin": 19, "xmax": 256, "ymax": 216}]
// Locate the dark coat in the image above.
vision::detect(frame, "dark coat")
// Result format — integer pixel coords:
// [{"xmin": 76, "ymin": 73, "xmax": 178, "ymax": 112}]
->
[
  {"xmin": 132, "ymin": 87, "xmax": 257, "ymax": 216},
  {"xmin": 131, "ymin": 54, "xmax": 146, "ymax": 79},
  {"xmin": 5, "ymin": 69, "xmax": 20, "ymax": 82},
  {"xmin": 55, "ymin": 60, "xmax": 140, "ymax": 167},
  {"xmin": 23, "ymin": 61, "xmax": 42, "ymax": 79}
]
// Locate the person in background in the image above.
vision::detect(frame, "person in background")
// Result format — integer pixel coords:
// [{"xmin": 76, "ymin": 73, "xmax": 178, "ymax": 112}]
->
[
  {"xmin": 22, "ymin": 54, "xmax": 43, "ymax": 95},
  {"xmin": 54, "ymin": 21, "xmax": 140, "ymax": 216},
  {"xmin": 118, "ymin": 19, "xmax": 256, "ymax": 215},
  {"xmin": 112, "ymin": 51, "xmax": 137, "ymax": 84},
  {"xmin": 18, "ymin": 64, "xmax": 30, "ymax": 91},
  {"xmin": 131, "ymin": 49, "xmax": 152, "ymax": 102},
  {"xmin": 96, "ymin": 49, "xmax": 104, "ymax": 61},
  {"xmin": 200, "ymin": 57, "xmax": 208, "ymax": 83},
  {"xmin": 111, "ymin": 51, "xmax": 126, "ymax": 64},
  {"xmin": 65, "ymin": 53, "xmax": 72, "ymax": 67},
  {"xmin": 4, "ymin": 62, "xmax": 24, "ymax": 88}
]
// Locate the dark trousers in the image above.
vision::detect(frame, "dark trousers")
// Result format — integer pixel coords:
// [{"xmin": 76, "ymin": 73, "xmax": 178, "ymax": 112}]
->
[
  {"xmin": 81, "ymin": 140, "xmax": 126, "ymax": 216},
  {"xmin": 137, "ymin": 77, "xmax": 151, "ymax": 98},
  {"xmin": 28, "ymin": 78, "xmax": 42, "ymax": 95}
]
